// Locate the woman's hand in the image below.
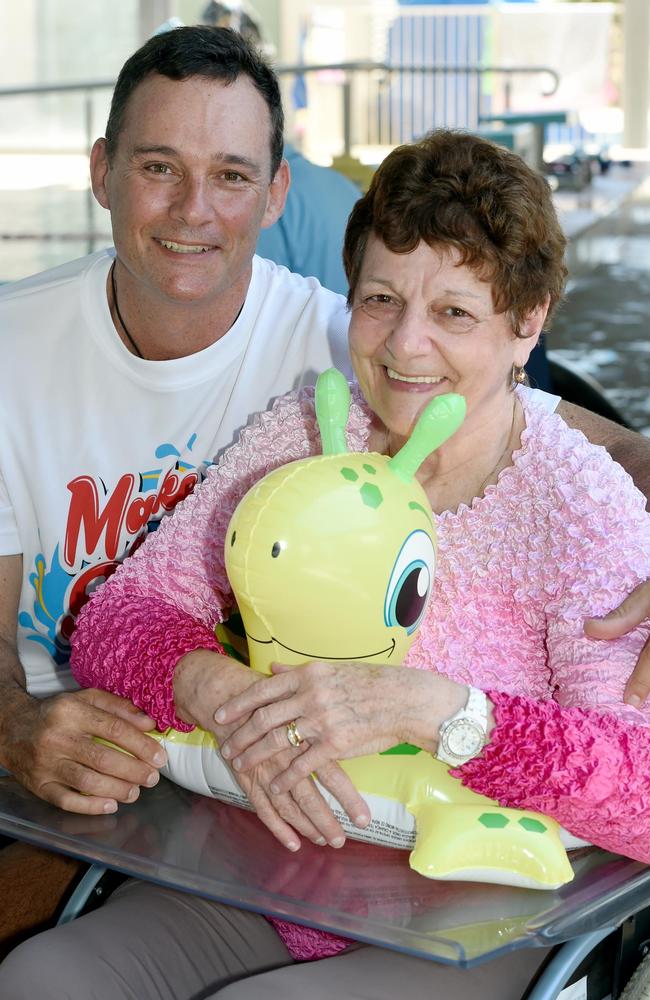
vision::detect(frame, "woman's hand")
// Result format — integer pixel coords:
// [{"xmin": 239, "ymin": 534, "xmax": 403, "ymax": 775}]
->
[
  {"xmin": 229, "ymin": 749, "xmax": 369, "ymax": 851},
  {"xmin": 172, "ymin": 648, "xmax": 369, "ymax": 850},
  {"xmin": 216, "ymin": 660, "xmax": 467, "ymax": 795},
  {"xmin": 585, "ymin": 580, "xmax": 650, "ymax": 707}
]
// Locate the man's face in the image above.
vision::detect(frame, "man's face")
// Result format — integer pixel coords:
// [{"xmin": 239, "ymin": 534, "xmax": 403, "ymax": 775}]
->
[{"xmin": 90, "ymin": 72, "xmax": 287, "ymax": 310}]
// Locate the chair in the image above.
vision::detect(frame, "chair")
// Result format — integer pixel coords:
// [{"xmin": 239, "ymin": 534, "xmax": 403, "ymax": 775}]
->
[
  {"xmin": 524, "ymin": 913, "xmax": 650, "ymax": 998},
  {"xmin": 56, "ymin": 864, "xmax": 111, "ymax": 924},
  {"xmin": 548, "ymin": 354, "xmax": 632, "ymax": 429}
]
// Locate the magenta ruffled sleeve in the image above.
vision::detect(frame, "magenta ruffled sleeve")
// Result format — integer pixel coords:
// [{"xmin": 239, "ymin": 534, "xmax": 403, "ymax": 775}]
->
[{"xmin": 72, "ymin": 596, "xmax": 222, "ymax": 731}]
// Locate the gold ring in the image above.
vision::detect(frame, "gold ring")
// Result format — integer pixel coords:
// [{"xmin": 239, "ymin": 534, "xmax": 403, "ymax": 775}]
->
[{"xmin": 286, "ymin": 720, "xmax": 304, "ymax": 748}]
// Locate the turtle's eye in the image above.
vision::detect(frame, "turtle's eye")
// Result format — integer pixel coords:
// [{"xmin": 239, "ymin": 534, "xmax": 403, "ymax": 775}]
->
[
  {"xmin": 384, "ymin": 530, "xmax": 435, "ymax": 634},
  {"xmin": 271, "ymin": 541, "xmax": 282, "ymax": 558}
]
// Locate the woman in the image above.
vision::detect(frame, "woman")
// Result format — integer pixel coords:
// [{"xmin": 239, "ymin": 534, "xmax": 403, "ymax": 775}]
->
[{"xmin": 13, "ymin": 130, "xmax": 650, "ymax": 999}]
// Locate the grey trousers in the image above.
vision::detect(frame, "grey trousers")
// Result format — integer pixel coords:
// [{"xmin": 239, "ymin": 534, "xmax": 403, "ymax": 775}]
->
[{"xmin": 0, "ymin": 879, "xmax": 549, "ymax": 1000}]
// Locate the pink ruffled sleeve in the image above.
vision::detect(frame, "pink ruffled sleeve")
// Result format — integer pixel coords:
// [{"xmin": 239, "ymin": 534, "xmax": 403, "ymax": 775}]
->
[
  {"xmin": 456, "ymin": 433, "xmax": 650, "ymax": 861},
  {"xmin": 71, "ymin": 391, "xmax": 371, "ymax": 729}
]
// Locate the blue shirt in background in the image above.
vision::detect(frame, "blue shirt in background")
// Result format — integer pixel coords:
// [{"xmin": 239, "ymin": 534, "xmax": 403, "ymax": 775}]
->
[{"xmin": 257, "ymin": 143, "xmax": 361, "ymax": 297}]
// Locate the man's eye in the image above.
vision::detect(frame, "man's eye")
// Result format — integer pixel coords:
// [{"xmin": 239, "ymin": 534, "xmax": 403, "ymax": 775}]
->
[
  {"xmin": 222, "ymin": 171, "xmax": 245, "ymax": 183},
  {"xmin": 146, "ymin": 163, "xmax": 173, "ymax": 175}
]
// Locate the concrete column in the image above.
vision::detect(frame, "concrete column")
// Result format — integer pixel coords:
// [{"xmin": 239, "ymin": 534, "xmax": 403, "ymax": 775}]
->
[{"xmin": 623, "ymin": 0, "xmax": 650, "ymax": 148}]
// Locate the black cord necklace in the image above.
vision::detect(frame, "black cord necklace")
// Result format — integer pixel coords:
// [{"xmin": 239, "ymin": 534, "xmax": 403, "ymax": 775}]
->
[{"xmin": 110, "ymin": 263, "xmax": 144, "ymax": 359}]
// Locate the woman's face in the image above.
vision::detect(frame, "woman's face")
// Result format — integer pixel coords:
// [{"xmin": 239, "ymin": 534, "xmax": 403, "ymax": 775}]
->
[{"xmin": 349, "ymin": 235, "xmax": 540, "ymax": 441}]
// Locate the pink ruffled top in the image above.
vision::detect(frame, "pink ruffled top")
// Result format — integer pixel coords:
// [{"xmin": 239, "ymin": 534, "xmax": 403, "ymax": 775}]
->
[{"xmin": 71, "ymin": 386, "xmax": 650, "ymax": 961}]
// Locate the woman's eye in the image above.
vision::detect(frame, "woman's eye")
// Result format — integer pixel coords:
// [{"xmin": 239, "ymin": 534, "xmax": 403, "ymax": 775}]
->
[
  {"xmin": 384, "ymin": 530, "xmax": 435, "ymax": 634},
  {"xmin": 435, "ymin": 306, "xmax": 477, "ymax": 333},
  {"xmin": 360, "ymin": 294, "xmax": 401, "ymax": 319},
  {"xmin": 363, "ymin": 294, "xmax": 394, "ymax": 307}
]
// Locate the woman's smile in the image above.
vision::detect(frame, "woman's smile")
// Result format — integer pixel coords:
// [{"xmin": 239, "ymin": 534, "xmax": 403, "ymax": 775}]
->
[{"xmin": 385, "ymin": 367, "xmax": 448, "ymax": 392}]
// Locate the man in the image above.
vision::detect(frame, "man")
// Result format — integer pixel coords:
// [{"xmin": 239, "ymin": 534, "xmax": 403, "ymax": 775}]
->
[{"xmin": 0, "ymin": 24, "xmax": 366, "ymax": 861}]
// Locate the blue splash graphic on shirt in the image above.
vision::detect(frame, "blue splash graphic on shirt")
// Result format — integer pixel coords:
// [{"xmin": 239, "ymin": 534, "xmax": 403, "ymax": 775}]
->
[
  {"xmin": 156, "ymin": 433, "xmax": 212, "ymax": 477},
  {"xmin": 18, "ymin": 545, "xmax": 71, "ymax": 664}
]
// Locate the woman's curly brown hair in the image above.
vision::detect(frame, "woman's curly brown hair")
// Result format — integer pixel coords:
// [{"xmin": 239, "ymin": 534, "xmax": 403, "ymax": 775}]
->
[{"xmin": 343, "ymin": 129, "xmax": 567, "ymax": 336}]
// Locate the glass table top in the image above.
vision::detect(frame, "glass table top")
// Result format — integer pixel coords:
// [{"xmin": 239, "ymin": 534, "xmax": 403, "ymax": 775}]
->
[{"xmin": 0, "ymin": 775, "xmax": 648, "ymax": 969}]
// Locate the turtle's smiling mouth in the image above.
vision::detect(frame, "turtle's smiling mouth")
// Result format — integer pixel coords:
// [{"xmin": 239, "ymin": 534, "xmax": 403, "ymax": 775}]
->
[{"xmin": 245, "ymin": 634, "xmax": 396, "ymax": 660}]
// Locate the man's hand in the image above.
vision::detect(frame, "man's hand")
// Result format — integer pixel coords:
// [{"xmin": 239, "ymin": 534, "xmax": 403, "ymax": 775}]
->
[
  {"xmin": 1, "ymin": 685, "xmax": 167, "ymax": 814},
  {"xmin": 585, "ymin": 581, "xmax": 650, "ymax": 706},
  {"xmin": 0, "ymin": 554, "xmax": 166, "ymax": 814}
]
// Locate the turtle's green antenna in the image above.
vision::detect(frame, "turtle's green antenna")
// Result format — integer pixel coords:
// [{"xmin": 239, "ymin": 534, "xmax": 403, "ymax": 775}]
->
[
  {"xmin": 315, "ymin": 368, "xmax": 352, "ymax": 455},
  {"xmin": 389, "ymin": 394, "xmax": 466, "ymax": 483}
]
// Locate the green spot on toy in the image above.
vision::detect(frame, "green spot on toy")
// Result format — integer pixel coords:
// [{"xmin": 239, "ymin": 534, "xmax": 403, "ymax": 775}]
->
[
  {"xmin": 360, "ymin": 482, "xmax": 383, "ymax": 508},
  {"xmin": 408, "ymin": 501, "xmax": 429, "ymax": 518},
  {"xmin": 380, "ymin": 743, "xmax": 422, "ymax": 756},
  {"xmin": 479, "ymin": 813, "xmax": 510, "ymax": 829},
  {"xmin": 363, "ymin": 463, "xmax": 377, "ymax": 475},
  {"xmin": 519, "ymin": 817, "xmax": 547, "ymax": 833},
  {"xmin": 340, "ymin": 467, "xmax": 359, "ymax": 482}
]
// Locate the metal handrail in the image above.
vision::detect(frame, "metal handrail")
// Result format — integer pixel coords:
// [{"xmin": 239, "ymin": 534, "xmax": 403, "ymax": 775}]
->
[
  {"xmin": 279, "ymin": 62, "xmax": 559, "ymax": 100},
  {"xmin": 0, "ymin": 63, "xmax": 560, "ymax": 100}
]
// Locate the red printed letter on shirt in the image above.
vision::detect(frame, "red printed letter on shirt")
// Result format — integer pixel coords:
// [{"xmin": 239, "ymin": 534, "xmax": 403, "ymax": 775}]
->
[{"xmin": 64, "ymin": 474, "xmax": 135, "ymax": 567}]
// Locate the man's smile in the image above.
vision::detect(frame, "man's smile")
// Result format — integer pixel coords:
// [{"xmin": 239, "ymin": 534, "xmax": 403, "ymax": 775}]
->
[{"xmin": 155, "ymin": 238, "xmax": 218, "ymax": 254}]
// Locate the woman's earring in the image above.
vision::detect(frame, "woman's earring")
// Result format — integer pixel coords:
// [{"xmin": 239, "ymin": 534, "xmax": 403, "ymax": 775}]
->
[{"xmin": 512, "ymin": 364, "xmax": 527, "ymax": 386}]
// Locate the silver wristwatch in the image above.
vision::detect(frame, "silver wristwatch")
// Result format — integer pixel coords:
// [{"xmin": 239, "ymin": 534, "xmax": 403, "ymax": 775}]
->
[{"xmin": 436, "ymin": 687, "xmax": 488, "ymax": 766}]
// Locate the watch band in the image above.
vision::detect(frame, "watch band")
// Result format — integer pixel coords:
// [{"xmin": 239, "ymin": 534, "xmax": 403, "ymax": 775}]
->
[{"xmin": 435, "ymin": 686, "xmax": 488, "ymax": 767}]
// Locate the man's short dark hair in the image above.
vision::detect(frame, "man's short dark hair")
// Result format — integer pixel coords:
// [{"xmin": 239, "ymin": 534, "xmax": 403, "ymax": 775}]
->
[{"xmin": 105, "ymin": 25, "xmax": 284, "ymax": 177}]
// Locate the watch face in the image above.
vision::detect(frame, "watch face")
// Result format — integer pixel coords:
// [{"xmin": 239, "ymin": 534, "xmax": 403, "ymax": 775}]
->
[{"xmin": 443, "ymin": 718, "xmax": 484, "ymax": 759}]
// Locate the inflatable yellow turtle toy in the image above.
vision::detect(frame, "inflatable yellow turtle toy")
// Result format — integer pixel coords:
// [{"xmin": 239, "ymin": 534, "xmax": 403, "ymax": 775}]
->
[{"xmin": 153, "ymin": 368, "xmax": 578, "ymax": 890}]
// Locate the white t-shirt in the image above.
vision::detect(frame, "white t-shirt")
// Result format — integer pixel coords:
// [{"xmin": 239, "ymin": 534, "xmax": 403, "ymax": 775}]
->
[{"xmin": 0, "ymin": 249, "xmax": 351, "ymax": 696}]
